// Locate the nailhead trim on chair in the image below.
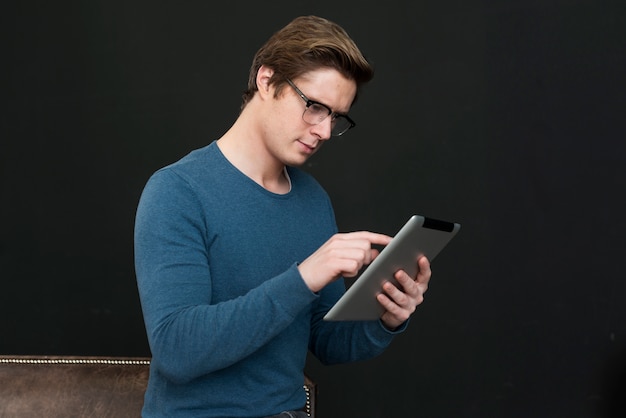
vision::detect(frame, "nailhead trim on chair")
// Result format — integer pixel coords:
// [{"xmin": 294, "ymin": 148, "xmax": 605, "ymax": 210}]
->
[
  {"xmin": 0, "ymin": 358, "xmax": 151, "ymax": 366},
  {"xmin": 303, "ymin": 383, "xmax": 311, "ymax": 416}
]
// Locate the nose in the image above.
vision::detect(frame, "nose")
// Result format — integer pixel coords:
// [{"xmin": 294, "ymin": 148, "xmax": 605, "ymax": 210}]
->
[{"xmin": 310, "ymin": 116, "xmax": 333, "ymax": 140}]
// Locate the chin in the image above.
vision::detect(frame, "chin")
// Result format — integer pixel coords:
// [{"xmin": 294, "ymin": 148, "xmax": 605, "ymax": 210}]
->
[
  {"xmin": 285, "ymin": 152, "xmax": 313, "ymax": 167},
  {"xmin": 286, "ymin": 158, "xmax": 308, "ymax": 168}
]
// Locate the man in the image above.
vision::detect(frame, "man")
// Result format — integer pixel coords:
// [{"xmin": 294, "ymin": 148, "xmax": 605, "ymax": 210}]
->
[{"xmin": 134, "ymin": 15, "xmax": 431, "ymax": 417}]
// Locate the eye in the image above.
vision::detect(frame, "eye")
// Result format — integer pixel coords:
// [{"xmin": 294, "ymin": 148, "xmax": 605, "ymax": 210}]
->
[{"xmin": 308, "ymin": 103, "xmax": 330, "ymax": 118}]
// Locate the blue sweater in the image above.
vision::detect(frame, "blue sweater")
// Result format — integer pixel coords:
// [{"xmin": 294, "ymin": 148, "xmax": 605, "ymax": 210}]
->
[{"xmin": 134, "ymin": 142, "xmax": 401, "ymax": 417}]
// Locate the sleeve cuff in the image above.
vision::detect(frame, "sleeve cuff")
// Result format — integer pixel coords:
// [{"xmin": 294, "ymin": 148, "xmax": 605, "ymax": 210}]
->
[{"xmin": 378, "ymin": 318, "xmax": 410, "ymax": 334}]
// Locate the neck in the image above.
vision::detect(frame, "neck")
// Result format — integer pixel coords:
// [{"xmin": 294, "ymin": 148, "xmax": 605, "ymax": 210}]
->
[{"xmin": 216, "ymin": 109, "xmax": 290, "ymax": 194}]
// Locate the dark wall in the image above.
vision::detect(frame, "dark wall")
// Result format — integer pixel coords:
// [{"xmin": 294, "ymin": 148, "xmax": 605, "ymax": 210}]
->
[{"xmin": 2, "ymin": 1, "xmax": 625, "ymax": 417}]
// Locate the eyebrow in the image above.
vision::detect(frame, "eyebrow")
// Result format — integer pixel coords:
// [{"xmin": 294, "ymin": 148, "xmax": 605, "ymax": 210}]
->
[
  {"xmin": 313, "ymin": 98, "xmax": 351, "ymax": 118},
  {"xmin": 288, "ymin": 79, "xmax": 350, "ymax": 117}
]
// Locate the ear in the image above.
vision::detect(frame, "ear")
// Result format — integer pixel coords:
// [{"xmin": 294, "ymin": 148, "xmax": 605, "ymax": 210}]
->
[{"xmin": 256, "ymin": 65, "xmax": 274, "ymax": 99}]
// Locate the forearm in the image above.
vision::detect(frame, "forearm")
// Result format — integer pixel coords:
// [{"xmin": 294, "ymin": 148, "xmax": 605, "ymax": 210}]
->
[{"xmin": 307, "ymin": 281, "xmax": 405, "ymax": 365}]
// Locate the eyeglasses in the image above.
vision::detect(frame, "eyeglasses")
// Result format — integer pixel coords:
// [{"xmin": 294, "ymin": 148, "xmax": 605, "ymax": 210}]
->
[{"xmin": 286, "ymin": 79, "xmax": 356, "ymax": 137}]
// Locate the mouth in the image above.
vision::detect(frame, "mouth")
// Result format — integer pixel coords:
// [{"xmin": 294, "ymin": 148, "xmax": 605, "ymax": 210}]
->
[{"xmin": 297, "ymin": 140, "xmax": 317, "ymax": 154}]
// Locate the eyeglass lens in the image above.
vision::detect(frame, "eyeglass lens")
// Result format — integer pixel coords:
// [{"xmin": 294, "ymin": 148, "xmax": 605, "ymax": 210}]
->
[{"xmin": 303, "ymin": 104, "xmax": 352, "ymax": 136}]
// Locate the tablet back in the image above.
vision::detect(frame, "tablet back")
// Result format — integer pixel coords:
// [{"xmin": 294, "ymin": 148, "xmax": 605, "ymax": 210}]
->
[{"xmin": 323, "ymin": 215, "xmax": 460, "ymax": 321}]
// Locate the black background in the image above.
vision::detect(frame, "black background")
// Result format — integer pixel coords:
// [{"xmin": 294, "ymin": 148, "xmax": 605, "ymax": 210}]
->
[{"xmin": 2, "ymin": 1, "xmax": 625, "ymax": 417}]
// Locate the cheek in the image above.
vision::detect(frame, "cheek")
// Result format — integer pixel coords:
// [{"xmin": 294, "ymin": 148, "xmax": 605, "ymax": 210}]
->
[
  {"xmin": 267, "ymin": 100, "xmax": 296, "ymax": 132},
  {"xmin": 275, "ymin": 109, "xmax": 308, "ymax": 138}
]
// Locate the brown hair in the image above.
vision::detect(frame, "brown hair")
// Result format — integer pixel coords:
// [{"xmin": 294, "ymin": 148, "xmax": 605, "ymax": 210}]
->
[{"xmin": 241, "ymin": 15, "xmax": 374, "ymax": 109}]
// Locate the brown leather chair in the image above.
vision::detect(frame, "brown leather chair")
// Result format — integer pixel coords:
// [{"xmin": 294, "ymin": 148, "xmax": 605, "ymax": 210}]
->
[{"xmin": 0, "ymin": 355, "xmax": 316, "ymax": 417}]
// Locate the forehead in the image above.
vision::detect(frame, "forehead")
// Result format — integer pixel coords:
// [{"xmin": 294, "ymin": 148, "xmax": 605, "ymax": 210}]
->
[{"xmin": 294, "ymin": 68, "xmax": 357, "ymax": 113}]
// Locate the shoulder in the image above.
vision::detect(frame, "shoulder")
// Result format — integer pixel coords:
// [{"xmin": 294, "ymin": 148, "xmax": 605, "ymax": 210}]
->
[
  {"xmin": 146, "ymin": 142, "xmax": 231, "ymax": 188},
  {"xmin": 138, "ymin": 143, "xmax": 223, "ymax": 208},
  {"xmin": 161, "ymin": 142, "xmax": 221, "ymax": 177}
]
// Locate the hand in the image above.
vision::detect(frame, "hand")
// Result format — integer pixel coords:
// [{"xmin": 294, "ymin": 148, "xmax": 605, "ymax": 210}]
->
[
  {"xmin": 298, "ymin": 231, "xmax": 392, "ymax": 293},
  {"xmin": 377, "ymin": 255, "xmax": 431, "ymax": 330}
]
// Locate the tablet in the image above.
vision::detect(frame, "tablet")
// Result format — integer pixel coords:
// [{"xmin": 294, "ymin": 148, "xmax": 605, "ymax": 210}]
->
[{"xmin": 323, "ymin": 215, "xmax": 460, "ymax": 321}]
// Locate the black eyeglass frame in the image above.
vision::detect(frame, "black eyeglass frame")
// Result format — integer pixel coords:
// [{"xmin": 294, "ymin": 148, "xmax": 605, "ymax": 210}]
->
[{"xmin": 286, "ymin": 79, "xmax": 356, "ymax": 137}]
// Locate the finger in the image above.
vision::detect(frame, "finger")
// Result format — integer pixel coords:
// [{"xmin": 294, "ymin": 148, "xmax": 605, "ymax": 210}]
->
[
  {"xmin": 341, "ymin": 231, "xmax": 393, "ymax": 247},
  {"xmin": 394, "ymin": 270, "xmax": 420, "ymax": 295},
  {"xmin": 337, "ymin": 259, "xmax": 362, "ymax": 278},
  {"xmin": 369, "ymin": 248, "xmax": 381, "ymax": 262},
  {"xmin": 377, "ymin": 292, "xmax": 412, "ymax": 323},
  {"xmin": 337, "ymin": 247, "xmax": 386, "ymax": 275},
  {"xmin": 382, "ymin": 280, "xmax": 411, "ymax": 307},
  {"xmin": 331, "ymin": 234, "xmax": 389, "ymax": 265},
  {"xmin": 376, "ymin": 292, "xmax": 393, "ymax": 309},
  {"xmin": 377, "ymin": 292, "xmax": 400, "ymax": 313},
  {"xmin": 416, "ymin": 256, "xmax": 432, "ymax": 284},
  {"xmin": 339, "ymin": 246, "xmax": 379, "ymax": 269},
  {"xmin": 392, "ymin": 271, "xmax": 425, "ymax": 307},
  {"xmin": 330, "ymin": 234, "xmax": 382, "ymax": 255}
]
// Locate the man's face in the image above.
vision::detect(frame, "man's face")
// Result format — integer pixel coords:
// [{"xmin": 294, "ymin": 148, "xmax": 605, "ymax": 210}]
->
[{"xmin": 263, "ymin": 68, "xmax": 357, "ymax": 167}]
